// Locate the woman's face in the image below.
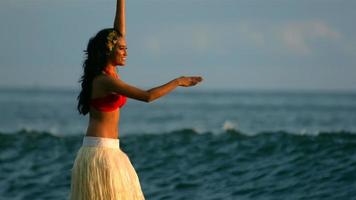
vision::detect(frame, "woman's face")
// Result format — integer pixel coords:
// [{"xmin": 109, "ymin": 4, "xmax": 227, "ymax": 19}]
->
[{"xmin": 110, "ymin": 37, "xmax": 127, "ymax": 66}]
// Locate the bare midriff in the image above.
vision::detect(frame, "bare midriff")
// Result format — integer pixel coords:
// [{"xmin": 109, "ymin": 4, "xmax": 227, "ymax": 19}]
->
[{"xmin": 86, "ymin": 108, "xmax": 120, "ymax": 139}]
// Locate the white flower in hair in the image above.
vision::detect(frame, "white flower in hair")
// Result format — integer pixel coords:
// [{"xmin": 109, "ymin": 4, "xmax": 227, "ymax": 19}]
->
[{"xmin": 107, "ymin": 31, "xmax": 118, "ymax": 52}]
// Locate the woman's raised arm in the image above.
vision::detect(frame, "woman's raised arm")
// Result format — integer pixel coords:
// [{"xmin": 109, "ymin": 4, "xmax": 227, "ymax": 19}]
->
[{"xmin": 114, "ymin": 0, "xmax": 125, "ymax": 37}]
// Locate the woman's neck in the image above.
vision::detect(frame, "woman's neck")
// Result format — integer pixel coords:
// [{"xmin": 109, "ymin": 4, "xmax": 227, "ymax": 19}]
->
[{"xmin": 104, "ymin": 65, "xmax": 117, "ymax": 76}]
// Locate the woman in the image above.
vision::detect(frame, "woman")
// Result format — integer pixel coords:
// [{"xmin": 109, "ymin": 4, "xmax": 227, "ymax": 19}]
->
[{"xmin": 70, "ymin": 0, "xmax": 202, "ymax": 199}]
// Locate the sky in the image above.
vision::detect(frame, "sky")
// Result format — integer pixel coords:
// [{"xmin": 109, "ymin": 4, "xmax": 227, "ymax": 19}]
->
[{"xmin": 0, "ymin": 0, "xmax": 355, "ymax": 91}]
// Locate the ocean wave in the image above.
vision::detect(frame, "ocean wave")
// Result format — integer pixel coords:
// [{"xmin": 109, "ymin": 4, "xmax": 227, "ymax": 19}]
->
[
  {"xmin": 1, "ymin": 128, "xmax": 355, "ymax": 139},
  {"xmin": 1, "ymin": 127, "xmax": 356, "ymax": 200}
]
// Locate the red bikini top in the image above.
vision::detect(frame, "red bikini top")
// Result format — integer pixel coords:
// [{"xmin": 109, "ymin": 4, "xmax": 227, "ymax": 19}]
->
[{"xmin": 90, "ymin": 70, "xmax": 127, "ymax": 112}]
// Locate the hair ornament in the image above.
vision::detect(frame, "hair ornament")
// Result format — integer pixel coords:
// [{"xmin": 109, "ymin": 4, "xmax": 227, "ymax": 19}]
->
[{"xmin": 107, "ymin": 30, "xmax": 118, "ymax": 52}]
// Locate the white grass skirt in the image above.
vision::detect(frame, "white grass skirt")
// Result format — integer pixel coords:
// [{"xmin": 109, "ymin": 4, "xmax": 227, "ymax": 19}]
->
[{"xmin": 70, "ymin": 136, "xmax": 145, "ymax": 200}]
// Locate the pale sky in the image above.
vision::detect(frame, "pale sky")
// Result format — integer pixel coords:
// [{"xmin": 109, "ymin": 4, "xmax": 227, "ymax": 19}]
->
[{"xmin": 0, "ymin": 0, "xmax": 355, "ymax": 91}]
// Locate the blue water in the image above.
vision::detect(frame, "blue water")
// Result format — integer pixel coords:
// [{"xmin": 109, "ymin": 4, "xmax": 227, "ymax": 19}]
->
[{"xmin": 0, "ymin": 88, "xmax": 356, "ymax": 199}]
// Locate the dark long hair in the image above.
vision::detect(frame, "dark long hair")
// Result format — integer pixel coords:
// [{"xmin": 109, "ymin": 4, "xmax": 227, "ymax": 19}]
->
[{"xmin": 77, "ymin": 28, "xmax": 122, "ymax": 115}]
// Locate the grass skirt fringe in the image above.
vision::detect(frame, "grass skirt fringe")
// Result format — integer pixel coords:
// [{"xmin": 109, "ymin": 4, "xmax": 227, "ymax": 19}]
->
[{"xmin": 70, "ymin": 136, "xmax": 145, "ymax": 200}]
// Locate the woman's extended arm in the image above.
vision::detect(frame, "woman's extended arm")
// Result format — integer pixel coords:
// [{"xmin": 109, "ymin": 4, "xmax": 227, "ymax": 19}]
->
[
  {"xmin": 145, "ymin": 76, "xmax": 202, "ymax": 101},
  {"xmin": 97, "ymin": 76, "xmax": 203, "ymax": 103},
  {"xmin": 114, "ymin": 0, "xmax": 125, "ymax": 37}
]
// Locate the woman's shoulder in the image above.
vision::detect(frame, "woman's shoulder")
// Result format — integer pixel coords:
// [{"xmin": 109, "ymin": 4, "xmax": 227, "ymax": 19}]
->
[
  {"xmin": 92, "ymin": 72, "xmax": 118, "ymax": 91},
  {"xmin": 91, "ymin": 74, "xmax": 110, "ymax": 96},
  {"xmin": 94, "ymin": 72, "xmax": 115, "ymax": 83}
]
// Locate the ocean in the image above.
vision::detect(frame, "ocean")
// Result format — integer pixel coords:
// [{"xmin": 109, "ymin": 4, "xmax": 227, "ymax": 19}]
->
[{"xmin": 0, "ymin": 88, "xmax": 356, "ymax": 200}]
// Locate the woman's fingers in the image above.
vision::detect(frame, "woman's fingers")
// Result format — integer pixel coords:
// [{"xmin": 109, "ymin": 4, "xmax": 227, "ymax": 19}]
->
[
  {"xmin": 192, "ymin": 76, "xmax": 203, "ymax": 82},
  {"xmin": 192, "ymin": 76, "xmax": 203, "ymax": 83},
  {"xmin": 177, "ymin": 76, "xmax": 203, "ymax": 87},
  {"xmin": 187, "ymin": 76, "xmax": 203, "ymax": 86}
]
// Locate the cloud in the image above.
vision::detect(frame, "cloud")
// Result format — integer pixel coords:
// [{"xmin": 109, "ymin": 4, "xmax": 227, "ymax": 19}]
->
[
  {"xmin": 238, "ymin": 23, "xmax": 265, "ymax": 47},
  {"xmin": 142, "ymin": 20, "xmax": 342, "ymax": 58},
  {"xmin": 281, "ymin": 21, "xmax": 341, "ymax": 54},
  {"xmin": 143, "ymin": 25, "xmax": 216, "ymax": 55},
  {"xmin": 143, "ymin": 22, "xmax": 265, "ymax": 56}
]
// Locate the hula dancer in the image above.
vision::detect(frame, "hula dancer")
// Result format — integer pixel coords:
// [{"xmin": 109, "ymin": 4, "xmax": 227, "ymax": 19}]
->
[{"xmin": 70, "ymin": 0, "xmax": 203, "ymax": 199}]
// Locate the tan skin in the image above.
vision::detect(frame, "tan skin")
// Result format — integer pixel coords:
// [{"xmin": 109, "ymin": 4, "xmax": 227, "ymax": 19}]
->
[{"xmin": 86, "ymin": 0, "xmax": 203, "ymax": 139}]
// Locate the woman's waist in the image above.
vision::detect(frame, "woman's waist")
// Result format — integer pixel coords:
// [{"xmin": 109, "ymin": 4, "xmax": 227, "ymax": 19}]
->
[
  {"xmin": 82, "ymin": 136, "xmax": 120, "ymax": 149},
  {"xmin": 89, "ymin": 113, "xmax": 120, "ymax": 124},
  {"xmin": 86, "ymin": 125, "xmax": 119, "ymax": 142},
  {"xmin": 86, "ymin": 121, "xmax": 120, "ymax": 138}
]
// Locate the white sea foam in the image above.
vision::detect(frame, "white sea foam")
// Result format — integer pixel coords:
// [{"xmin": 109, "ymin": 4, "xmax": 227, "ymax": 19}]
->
[{"xmin": 222, "ymin": 120, "xmax": 238, "ymax": 131}]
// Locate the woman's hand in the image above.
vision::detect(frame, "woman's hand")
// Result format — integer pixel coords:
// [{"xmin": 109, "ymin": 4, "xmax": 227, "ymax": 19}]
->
[{"xmin": 176, "ymin": 76, "xmax": 203, "ymax": 87}]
